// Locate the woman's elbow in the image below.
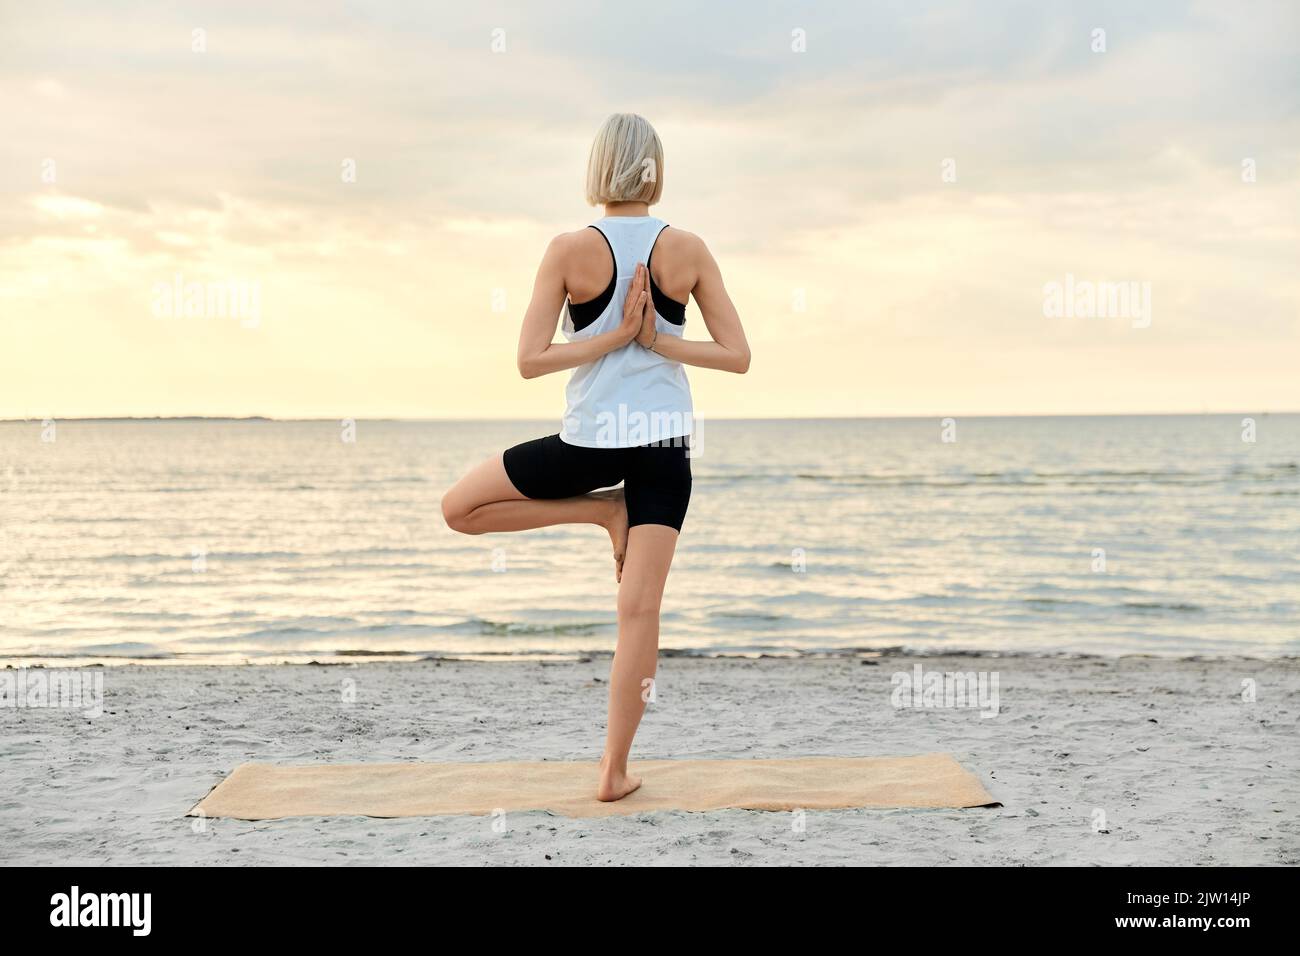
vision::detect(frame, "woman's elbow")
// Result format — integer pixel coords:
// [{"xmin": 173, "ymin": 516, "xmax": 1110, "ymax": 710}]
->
[
  {"xmin": 732, "ymin": 346, "xmax": 751, "ymax": 374},
  {"xmin": 517, "ymin": 356, "xmax": 539, "ymax": 379}
]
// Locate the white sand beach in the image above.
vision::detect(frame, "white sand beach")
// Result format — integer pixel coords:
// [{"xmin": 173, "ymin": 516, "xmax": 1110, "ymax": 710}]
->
[{"xmin": 3, "ymin": 654, "xmax": 1297, "ymax": 866}]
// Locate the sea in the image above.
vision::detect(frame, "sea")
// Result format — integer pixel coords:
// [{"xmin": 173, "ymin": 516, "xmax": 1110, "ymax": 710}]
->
[{"xmin": 1, "ymin": 415, "xmax": 1297, "ymax": 664}]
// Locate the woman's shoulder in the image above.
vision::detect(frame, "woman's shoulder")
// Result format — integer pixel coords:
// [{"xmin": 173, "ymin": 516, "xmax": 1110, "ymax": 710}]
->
[
  {"xmin": 548, "ymin": 226, "xmax": 608, "ymax": 251},
  {"xmin": 655, "ymin": 223, "xmax": 709, "ymax": 262},
  {"xmin": 541, "ymin": 226, "xmax": 611, "ymax": 271}
]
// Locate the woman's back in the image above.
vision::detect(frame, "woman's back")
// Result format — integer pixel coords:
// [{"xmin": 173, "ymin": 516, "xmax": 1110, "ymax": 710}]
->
[
  {"xmin": 562, "ymin": 220, "xmax": 698, "ymax": 308},
  {"xmin": 557, "ymin": 214, "xmax": 695, "ymax": 448}
]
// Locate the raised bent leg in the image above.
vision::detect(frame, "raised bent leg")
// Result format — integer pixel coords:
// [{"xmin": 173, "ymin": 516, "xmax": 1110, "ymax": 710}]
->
[
  {"xmin": 598, "ymin": 523, "xmax": 679, "ymax": 801},
  {"xmin": 440, "ymin": 454, "xmax": 629, "ymax": 578}
]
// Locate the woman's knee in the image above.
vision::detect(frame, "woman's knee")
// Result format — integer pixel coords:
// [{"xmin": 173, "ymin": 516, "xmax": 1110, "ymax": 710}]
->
[
  {"xmin": 442, "ymin": 455, "xmax": 517, "ymax": 534},
  {"xmin": 617, "ymin": 588, "xmax": 662, "ymax": 622},
  {"xmin": 440, "ymin": 491, "xmax": 479, "ymax": 534}
]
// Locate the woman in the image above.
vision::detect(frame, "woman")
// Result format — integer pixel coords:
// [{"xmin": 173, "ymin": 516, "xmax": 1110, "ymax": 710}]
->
[{"xmin": 440, "ymin": 113, "xmax": 750, "ymax": 802}]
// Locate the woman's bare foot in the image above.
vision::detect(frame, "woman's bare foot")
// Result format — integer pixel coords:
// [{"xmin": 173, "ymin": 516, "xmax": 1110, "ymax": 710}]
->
[
  {"xmin": 596, "ymin": 754, "xmax": 642, "ymax": 802},
  {"xmin": 592, "ymin": 489, "xmax": 629, "ymax": 582}
]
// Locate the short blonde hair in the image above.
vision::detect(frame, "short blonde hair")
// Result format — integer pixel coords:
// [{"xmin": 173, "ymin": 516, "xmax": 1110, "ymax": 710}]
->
[{"xmin": 585, "ymin": 113, "xmax": 664, "ymax": 206}]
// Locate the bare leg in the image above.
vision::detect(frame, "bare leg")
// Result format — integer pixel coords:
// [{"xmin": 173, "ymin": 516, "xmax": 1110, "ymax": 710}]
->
[
  {"xmin": 597, "ymin": 523, "xmax": 679, "ymax": 801},
  {"xmin": 441, "ymin": 454, "xmax": 629, "ymax": 579}
]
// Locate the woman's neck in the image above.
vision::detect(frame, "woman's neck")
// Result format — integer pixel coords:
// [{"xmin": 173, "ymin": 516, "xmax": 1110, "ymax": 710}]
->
[{"xmin": 603, "ymin": 201, "xmax": 650, "ymax": 218}]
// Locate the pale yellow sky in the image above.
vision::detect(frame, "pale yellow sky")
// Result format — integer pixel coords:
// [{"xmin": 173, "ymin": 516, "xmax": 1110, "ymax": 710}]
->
[{"xmin": 2, "ymin": 1, "xmax": 1297, "ymax": 419}]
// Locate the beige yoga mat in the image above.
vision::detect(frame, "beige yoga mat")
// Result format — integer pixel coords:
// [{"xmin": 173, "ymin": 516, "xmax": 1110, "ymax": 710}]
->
[{"xmin": 188, "ymin": 753, "xmax": 999, "ymax": 820}]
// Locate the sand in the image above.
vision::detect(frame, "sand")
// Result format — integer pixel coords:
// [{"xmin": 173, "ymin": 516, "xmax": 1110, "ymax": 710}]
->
[{"xmin": 2, "ymin": 654, "xmax": 1296, "ymax": 866}]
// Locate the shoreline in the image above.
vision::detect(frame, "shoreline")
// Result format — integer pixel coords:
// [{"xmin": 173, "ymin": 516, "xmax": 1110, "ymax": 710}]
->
[{"xmin": 5, "ymin": 646, "xmax": 1298, "ymax": 669}]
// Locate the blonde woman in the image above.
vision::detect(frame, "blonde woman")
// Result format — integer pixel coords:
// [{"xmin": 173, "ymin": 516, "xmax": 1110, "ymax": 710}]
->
[{"xmin": 441, "ymin": 113, "xmax": 750, "ymax": 801}]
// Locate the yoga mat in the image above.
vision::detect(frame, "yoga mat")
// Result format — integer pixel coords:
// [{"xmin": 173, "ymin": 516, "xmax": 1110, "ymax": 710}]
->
[{"xmin": 188, "ymin": 753, "xmax": 999, "ymax": 819}]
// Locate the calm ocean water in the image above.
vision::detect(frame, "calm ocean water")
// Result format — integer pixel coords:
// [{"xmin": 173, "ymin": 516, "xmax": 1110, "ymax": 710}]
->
[{"xmin": 1, "ymin": 416, "xmax": 1297, "ymax": 663}]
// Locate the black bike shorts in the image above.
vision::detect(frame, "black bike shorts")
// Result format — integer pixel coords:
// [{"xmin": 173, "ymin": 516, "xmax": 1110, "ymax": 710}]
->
[{"xmin": 503, "ymin": 433, "xmax": 692, "ymax": 531}]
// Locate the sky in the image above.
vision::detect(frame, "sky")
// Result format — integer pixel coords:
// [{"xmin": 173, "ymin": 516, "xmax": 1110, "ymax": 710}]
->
[{"xmin": 1, "ymin": 0, "xmax": 1297, "ymax": 419}]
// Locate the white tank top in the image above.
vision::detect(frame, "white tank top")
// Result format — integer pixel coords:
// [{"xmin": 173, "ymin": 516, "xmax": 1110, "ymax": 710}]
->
[{"xmin": 559, "ymin": 216, "xmax": 694, "ymax": 448}]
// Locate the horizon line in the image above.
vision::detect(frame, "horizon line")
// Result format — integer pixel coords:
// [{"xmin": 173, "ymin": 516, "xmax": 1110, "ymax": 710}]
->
[{"xmin": 3, "ymin": 410, "xmax": 1298, "ymax": 424}]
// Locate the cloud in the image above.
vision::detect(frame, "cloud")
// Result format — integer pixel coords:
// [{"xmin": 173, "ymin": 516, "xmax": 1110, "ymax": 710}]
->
[{"xmin": 0, "ymin": 0, "xmax": 1296, "ymax": 417}]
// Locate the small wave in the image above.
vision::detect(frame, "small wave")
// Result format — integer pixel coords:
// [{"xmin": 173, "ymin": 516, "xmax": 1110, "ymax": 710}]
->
[
  {"xmin": 238, "ymin": 618, "xmax": 363, "ymax": 640},
  {"xmin": 335, "ymin": 648, "xmax": 421, "ymax": 657},
  {"xmin": 85, "ymin": 549, "xmax": 305, "ymax": 564},
  {"xmin": 39, "ymin": 516, "xmax": 147, "ymax": 525},
  {"xmin": 1123, "ymin": 601, "xmax": 1204, "ymax": 613},
  {"xmin": 452, "ymin": 617, "xmax": 613, "ymax": 637},
  {"xmin": 53, "ymin": 641, "xmax": 170, "ymax": 657},
  {"xmin": 1232, "ymin": 462, "xmax": 1299, "ymax": 475},
  {"xmin": 694, "ymin": 466, "xmax": 1296, "ymax": 489}
]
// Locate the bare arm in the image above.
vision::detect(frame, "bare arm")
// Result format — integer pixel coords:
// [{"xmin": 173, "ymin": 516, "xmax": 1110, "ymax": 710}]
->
[
  {"xmin": 634, "ymin": 239, "xmax": 750, "ymax": 374},
  {"xmin": 516, "ymin": 240, "xmax": 649, "ymax": 379}
]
